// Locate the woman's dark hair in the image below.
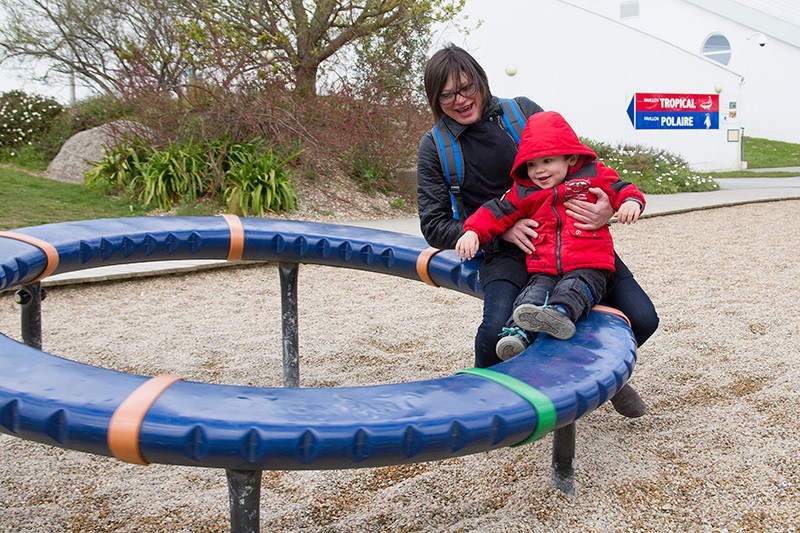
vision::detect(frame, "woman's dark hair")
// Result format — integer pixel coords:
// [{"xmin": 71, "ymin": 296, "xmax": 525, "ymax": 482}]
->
[{"xmin": 423, "ymin": 44, "xmax": 491, "ymax": 122}]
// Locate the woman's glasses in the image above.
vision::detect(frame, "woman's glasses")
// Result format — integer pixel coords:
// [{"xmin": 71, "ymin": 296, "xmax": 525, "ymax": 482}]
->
[{"xmin": 438, "ymin": 82, "xmax": 477, "ymax": 105}]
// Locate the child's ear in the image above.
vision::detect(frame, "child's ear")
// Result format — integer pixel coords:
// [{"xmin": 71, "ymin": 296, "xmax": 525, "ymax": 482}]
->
[{"xmin": 567, "ymin": 154, "xmax": 580, "ymax": 166}]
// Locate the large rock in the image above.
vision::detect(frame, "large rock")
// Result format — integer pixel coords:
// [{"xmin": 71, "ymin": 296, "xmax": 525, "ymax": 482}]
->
[{"xmin": 46, "ymin": 120, "xmax": 150, "ymax": 184}]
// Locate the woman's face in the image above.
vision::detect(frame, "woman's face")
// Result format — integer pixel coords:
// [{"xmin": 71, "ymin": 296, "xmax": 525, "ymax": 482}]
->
[{"xmin": 439, "ymin": 74, "xmax": 483, "ymax": 125}]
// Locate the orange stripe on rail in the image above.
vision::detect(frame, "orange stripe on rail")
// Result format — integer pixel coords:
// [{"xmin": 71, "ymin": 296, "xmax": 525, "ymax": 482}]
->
[
  {"xmin": 221, "ymin": 214, "xmax": 244, "ymax": 261},
  {"xmin": 416, "ymin": 247, "xmax": 442, "ymax": 287},
  {"xmin": 107, "ymin": 374, "xmax": 183, "ymax": 465},
  {"xmin": 592, "ymin": 305, "xmax": 631, "ymax": 328},
  {"xmin": 0, "ymin": 231, "xmax": 60, "ymax": 283}
]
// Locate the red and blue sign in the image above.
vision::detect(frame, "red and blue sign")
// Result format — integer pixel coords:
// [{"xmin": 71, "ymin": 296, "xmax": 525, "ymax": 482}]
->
[{"xmin": 627, "ymin": 93, "xmax": 719, "ymax": 130}]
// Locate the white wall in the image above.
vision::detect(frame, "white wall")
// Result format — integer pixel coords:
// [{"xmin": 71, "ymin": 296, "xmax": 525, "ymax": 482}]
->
[
  {"xmin": 434, "ymin": 0, "xmax": 800, "ymax": 171},
  {"xmin": 576, "ymin": 0, "xmax": 800, "ymax": 144}
]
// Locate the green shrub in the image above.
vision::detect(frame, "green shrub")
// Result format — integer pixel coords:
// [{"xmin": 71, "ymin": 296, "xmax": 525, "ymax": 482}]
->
[
  {"xmin": 304, "ymin": 91, "xmax": 429, "ymax": 193},
  {"xmin": 87, "ymin": 136, "xmax": 300, "ymax": 215},
  {"xmin": 0, "ymin": 144, "xmax": 49, "ymax": 170},
  {"xmin": 129, "ymin": 141, "xmax": 209, "ymax": 209},
  {"xmin": 87, "ymin": 138, "xmax": 209, "ymax": 210},
  {"xmin": 0, "ymin": 91, "xmax": 63, "ymax": 158},
  {"xmin": 64, "ymin": 94, "xmax": 132, "ymax": 132},
  {"xmin": 341, "ymin": 147, "xmax": 391, "ymax": 194},
  {"xmin": 223, "ymin": 144, "xmax": 301, "ymax": 216},
  {"xmin": 585, "ymin": 139, "xmax": 720, "ymax": 194},
  {"xmin": 37, "ymin": 94, "xmax": 133, "ymax": 163},
  {"xmin": 84, "ymin": 136, "xmax": 149, "ymax": 193}
]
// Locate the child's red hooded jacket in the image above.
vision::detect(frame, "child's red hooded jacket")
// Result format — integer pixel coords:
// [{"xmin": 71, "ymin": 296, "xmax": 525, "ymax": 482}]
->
[{"xmin": 463, "ymin": 111, "xmax": 645, "ymax": 275}]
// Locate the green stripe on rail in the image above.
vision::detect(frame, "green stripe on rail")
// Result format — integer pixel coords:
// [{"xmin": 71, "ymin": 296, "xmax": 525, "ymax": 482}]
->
[{"xmin": 456, "ymin": 367, "xmax": 557, "ymax": 446}]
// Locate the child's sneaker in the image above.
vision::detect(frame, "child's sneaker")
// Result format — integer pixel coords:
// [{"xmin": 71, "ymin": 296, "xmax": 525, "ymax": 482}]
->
[
  {"xmin": 496, "ymin": 326, "xmax": 530, "ymax": 361},
  {"xmin": 512, "ymin": 304, "xmax": 576, "ymax": 340}
]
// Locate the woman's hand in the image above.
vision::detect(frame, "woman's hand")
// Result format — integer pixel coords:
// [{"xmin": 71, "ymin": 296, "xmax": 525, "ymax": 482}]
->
[
  {"xmin": 564, "ymin": 187, "xmax": 614, "ymax": 230},
  {"xmin": 499, "ymin": 218, "xmax": 539, "ymax": 255}
]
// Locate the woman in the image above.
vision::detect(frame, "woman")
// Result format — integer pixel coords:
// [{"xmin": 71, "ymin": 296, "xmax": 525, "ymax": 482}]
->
[{"xmin": 416, "ymin": 44, "xmax": 658, "ymax": 417}]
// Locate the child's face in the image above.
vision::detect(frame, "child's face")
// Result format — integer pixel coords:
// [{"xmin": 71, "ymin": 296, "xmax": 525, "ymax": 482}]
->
[{"xmin": 526, "ymin": 155, "xmax": 577, "ymax": 189}]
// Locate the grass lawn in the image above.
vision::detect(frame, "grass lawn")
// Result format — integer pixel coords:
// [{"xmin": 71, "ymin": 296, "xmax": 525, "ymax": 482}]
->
[
  {"xmin": 707, "ymin": 137, "xmax": 800, "ymax": 178},
  {"xmin": 0, "ymin": 166, "xmax": 149, "ymax": 230},
  {"xmin": 743, "ymin": 137, "xmax": 800, "ymax": 169}
]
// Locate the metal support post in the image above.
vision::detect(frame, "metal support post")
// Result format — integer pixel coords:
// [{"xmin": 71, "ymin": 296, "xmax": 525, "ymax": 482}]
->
[
  {"xmin": 224, "ymin": 262, "xmax": 301, "ymax": 531},
  {"xmin": 226, "ymin": 469, "xmax": 263, "ymax": 533},
  {"xmin": 15, "ymin": 282, "xmax": 46, "ymax": 349},
  {"xmin": 279, "ymin": 262, "xmax": 300, "ymax": 389},
  {"xmin": 551, "ymin": 422, "xmax": 576, "ymax": 495}
]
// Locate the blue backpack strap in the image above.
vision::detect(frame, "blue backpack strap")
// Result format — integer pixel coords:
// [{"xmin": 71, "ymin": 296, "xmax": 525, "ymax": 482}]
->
[
  {"xmin": 499, "ymin": 98, "xmax": 527, "ymax": 144},
  {"xmin": 431, "ymin": 99, "xmax": 526, "ymax": 221},
  {"xmin": 432, "ymin": 120, "xmax": 466, "ymax": 221}
]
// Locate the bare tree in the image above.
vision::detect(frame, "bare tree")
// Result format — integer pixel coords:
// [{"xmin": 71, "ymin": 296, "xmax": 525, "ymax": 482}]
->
[
  {"xmin": 178, "ymin": 0, "xmax": 466, "ymax": 97},
  {"xmin": 0, "ymin": 0, "xmax": 191, "ymax": 97},
  {"xmin": 1, "ymin": 0, "xmax": 465, "ymax": 99}
]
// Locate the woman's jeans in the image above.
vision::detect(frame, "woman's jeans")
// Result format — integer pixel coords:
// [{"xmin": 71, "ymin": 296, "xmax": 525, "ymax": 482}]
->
[
  {"xmin": 602, "ymin": 260, "xmax": 659, "ymax": 350},
  {"xmin": 475, "ymin": 280, "xmax": 521, "ymax": 368}
]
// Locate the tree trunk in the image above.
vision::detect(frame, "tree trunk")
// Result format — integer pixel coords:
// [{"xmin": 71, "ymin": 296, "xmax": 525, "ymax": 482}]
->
[{"xmin": 294, "ymin": 63, "xmax": 319, "ymax": 98}]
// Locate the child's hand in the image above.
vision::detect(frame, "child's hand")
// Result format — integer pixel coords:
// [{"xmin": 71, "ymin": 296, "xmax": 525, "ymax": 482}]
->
[
  {"xmin": 615, "ymin": 201, "xmax": 642, "ymax": 224},
  {"xmin": 455, "ymin": 231, "xmax": 480, "ymax": 260}
]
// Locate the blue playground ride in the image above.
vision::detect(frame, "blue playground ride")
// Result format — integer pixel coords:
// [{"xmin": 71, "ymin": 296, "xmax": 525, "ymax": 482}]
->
[{"xmin": 0, "ymin": 216, "xmax": 637, "ymax": 532}]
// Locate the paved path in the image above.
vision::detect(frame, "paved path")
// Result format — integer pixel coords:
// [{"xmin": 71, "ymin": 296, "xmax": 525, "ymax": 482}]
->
[
  {"xmin": 39, "ymin": 177, "xmax": 800, "ymax": 287},
  {"xmin": 345, "ymin": 176, "xmax": 800, "ymax": 233}
]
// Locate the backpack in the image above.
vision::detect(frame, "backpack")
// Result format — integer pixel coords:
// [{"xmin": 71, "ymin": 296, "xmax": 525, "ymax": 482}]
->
[{"xmin": 431, "ymin": 98, "xmax": 527, "ymax": 220}]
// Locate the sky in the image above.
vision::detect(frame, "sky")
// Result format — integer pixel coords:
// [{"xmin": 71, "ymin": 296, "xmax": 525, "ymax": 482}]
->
[
  {"xmin": 0, "ymin": 3, "xmax": 476, "ymax": 104},
  {"xmin": 0, "ymin": 58, "xmax": 91, "ymax": 103}
]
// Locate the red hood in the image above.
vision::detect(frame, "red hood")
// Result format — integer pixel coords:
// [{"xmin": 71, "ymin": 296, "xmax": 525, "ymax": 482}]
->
[{"xmin": 511, "ymin": 111, "xmax": 597, "ymax": 182}]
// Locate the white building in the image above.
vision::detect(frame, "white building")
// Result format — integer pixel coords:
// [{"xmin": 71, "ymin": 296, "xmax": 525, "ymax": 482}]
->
[{"xmin": 437, "ymin": 0, "xmax": 800, "ymax": 171}]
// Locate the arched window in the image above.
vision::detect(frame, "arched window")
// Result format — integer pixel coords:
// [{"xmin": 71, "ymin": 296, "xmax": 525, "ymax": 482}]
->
[{"xmin": 702, "ymin": 33, "xmax": 731, "ymax": 65}]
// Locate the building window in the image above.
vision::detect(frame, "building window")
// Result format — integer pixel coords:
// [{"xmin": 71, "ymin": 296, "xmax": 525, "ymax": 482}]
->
[
  {"xmin": 702, "ymin": 33, "xmax": 731, "ymax": 65},
  {"xmin": 620, "ymin": 1, "xmax": 639, "ymax": 18}
]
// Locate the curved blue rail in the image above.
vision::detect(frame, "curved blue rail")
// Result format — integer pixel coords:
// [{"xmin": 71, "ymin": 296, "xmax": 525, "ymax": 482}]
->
[{"xmin": 0, "ymin": 217, "xmax": 636, "ymax": 470}]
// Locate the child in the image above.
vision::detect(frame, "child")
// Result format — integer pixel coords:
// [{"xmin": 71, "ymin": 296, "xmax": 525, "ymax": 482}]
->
[{"xmin": 455, "ymin": 111, "xmax": 645, "ymax": 360}]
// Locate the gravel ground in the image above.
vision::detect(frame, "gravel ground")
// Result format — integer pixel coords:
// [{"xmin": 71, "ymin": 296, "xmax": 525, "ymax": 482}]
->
[{"xmin": 1, "ymin": 200, "xmax": 799, "ymax": 531}]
